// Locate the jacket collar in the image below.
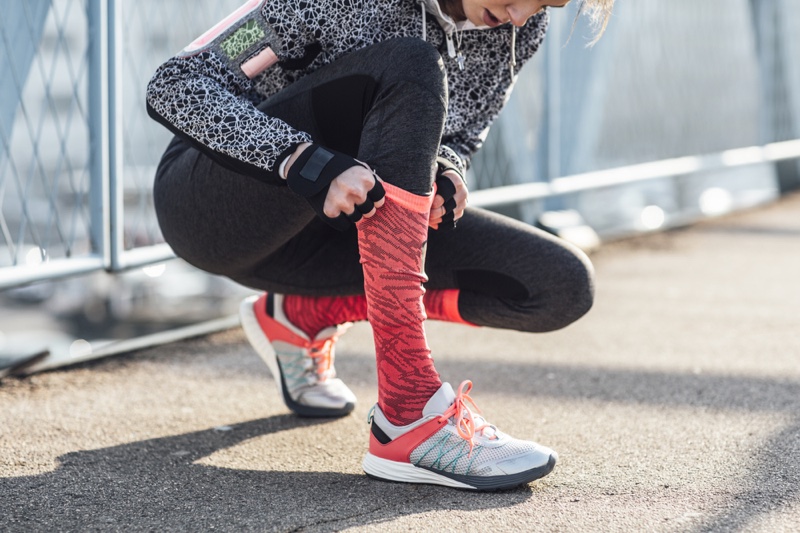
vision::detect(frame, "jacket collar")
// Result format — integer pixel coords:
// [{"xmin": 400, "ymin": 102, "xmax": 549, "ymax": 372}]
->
[{"xmin": 418, "ymin": 0, "xmax": 490, "ymax": 33}]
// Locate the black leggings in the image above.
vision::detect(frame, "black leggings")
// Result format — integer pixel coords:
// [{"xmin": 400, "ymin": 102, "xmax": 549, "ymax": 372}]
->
[{"xmin": 153, "ymin": 38, "xmax": 595, "ymax": 333}]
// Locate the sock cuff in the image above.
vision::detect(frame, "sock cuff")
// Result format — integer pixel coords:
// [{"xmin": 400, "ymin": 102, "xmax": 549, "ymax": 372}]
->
[
  {"xmin": 440, "ymin": 288, "xmax": 466, "ymax": 324},
  {"xmin": 382, "ymin": 182, "xmax": 434, "ymax": 214},
  {"xmin": 425, "ymin": 289, "xmax": 476, "ymax": 326}
]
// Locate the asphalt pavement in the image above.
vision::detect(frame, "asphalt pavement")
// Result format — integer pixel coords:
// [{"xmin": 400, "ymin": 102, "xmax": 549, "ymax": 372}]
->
[{"xmin": 2, "ymin": 193, "xmax": 799, "ymax": 532}]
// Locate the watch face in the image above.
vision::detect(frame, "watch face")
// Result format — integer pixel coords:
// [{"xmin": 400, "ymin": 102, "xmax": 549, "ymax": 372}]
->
[
  {"xmin": 182, "ymin": 0, "xmax": 263, "ymax": 55},
  {"xmin": 220, "ymin": 19, "xmax": 266, "ymax": 60},
  {"xmin": 180, "ymin": 0, "xmax": 278, "ymax": 79}
]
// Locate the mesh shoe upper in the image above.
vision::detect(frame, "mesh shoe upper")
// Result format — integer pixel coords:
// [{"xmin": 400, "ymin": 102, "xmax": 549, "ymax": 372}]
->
[
  {"xmin": 364, "ymin": 381, "xmax": 557, "ymax": 489},
  {"xmin": 240, "ymin": 293, "xmax": 356, "ymax": 417}
]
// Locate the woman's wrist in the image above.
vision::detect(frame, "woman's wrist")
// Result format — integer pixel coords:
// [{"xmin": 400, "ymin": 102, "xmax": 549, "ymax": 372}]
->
[{"xmin": 282, "ymin": 142, "xmax": 312, "ymax": 179}]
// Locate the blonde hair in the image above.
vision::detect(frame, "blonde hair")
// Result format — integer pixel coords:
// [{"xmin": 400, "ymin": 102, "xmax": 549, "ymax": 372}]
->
[{"xmin": 577, "ymin": 0, "xmax": 615, "ymax": 45}]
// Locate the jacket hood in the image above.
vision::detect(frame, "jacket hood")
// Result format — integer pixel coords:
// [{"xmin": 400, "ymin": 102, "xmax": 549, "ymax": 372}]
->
[
  {"xmin": 418, "ymin": 0, "xmax": 490, "ymax": 33},
  {"xmin": 418, "ymin": 0, "xmax": 517, "ymax": 76}
]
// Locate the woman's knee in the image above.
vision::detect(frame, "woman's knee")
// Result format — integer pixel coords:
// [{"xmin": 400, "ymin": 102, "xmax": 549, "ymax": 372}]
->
[
  {"xmin": 507, "ymin": 248, "xmax": 595, "ymax": 333},
  {"xmin": 537, "ymin": 250, "xmax": 595, "ymax": 332},
  {"xmin": 352, "ymin": 38, "xmax": 447, "ymax": 194},
  {"xmin": 380, "ymin": 37, "xmax": 447, "ymax": 100}
]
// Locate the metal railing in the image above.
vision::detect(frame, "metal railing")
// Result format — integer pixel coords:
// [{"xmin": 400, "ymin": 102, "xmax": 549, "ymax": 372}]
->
[
  {"xmin": 1, "ymin": 0, "xmax": 243, "ymax": 290},
  {"xmin": 2, "ymin": 0, "xmax": 799, "ymax": 291}
]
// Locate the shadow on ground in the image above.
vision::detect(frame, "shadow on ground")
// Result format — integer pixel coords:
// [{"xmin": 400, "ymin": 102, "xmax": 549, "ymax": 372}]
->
[
  {"xmin": 4, "ymin": 344, "xmax": 799, "ymax": 531},
  {"xmin": 429, "ymin": 357, "xmax": 800, "ymax": 533},
  {"xmin": 1, "ymin": 414, "xmax": 534, "ymax": 531},
  {"xmin": 342, "ymin": 348, "xmax": 800, "ymax": 531}
]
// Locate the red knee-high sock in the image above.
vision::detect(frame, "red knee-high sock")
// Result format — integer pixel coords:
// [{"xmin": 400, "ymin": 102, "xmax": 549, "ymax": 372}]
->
[
  {"xmin": 283, "ymin": 294, "xmax": 368, "ymax": 339},
  {"xmin": 423, "ymin": 288, "xmax": 474, "ymax": 325},
  {"xmin": 283, "ymin": 289, "xmax": 471, "ymax": 338},
  {"xmin": 358, "ymin": 182, "xmax": 442, "ymax": 426}
]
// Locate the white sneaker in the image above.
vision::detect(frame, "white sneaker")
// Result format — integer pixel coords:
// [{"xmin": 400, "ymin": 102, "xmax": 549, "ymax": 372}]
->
[
  {"xmin": 362, "ymin": 381, "xmax": 557, "ymax": 490},
  {"xmin": 239, "ymin": 293, "xmax": 356, "ymax": 417}
]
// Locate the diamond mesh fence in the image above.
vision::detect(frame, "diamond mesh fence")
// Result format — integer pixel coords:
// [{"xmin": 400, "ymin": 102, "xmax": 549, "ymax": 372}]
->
[
  {"xmin": 0, "ymin": 0, "xmax": 244, "ymax": 281},
  {"xmin": 1, "ymin": 0, "xmax": 799, "ymax": 288},
  {"xmin": 1, "ymin": 0, "xmax": 91, "ymax": 269}
]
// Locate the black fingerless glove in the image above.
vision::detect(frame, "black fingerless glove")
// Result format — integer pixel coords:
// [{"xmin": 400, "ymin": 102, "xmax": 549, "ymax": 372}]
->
[
  {"xmin": 286, "ymin": 144, "xmax": 385, "ymax": 230},
  {"xmin": 434, "ymin": 157, "xmax": 464, "ymax": 231}
]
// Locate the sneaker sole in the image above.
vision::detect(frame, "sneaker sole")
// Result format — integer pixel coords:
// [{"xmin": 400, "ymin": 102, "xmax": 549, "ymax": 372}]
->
[
  {"xmin": 362, "ymin": 452, "xmax": 557, "ymax": 491},
  {"xmin": 239, "ymin": 296, "xmax": 354, "ymax": 418}
]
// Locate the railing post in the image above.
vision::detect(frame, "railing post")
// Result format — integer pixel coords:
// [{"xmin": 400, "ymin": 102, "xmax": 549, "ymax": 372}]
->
[
  {"xmin": 544, "ymin": 12, "xmax": 562, "ymax": 182},
  {"xmin": 107, "ymin": 0, "xmax": 125, "ymax": 271},
  {"xmin": 87, "ymin": 0, "xmax": 110, "ymax": 268}
]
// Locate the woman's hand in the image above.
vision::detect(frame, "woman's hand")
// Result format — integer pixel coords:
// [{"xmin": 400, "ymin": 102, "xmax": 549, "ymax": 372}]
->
[
  {"xmin": 429, "ymin": 169, "xmax": 468, "ymax": 229},
  {"xmin": 284, "ymin": 143, "xmax": 385, "ymax": 220},
  {"xmin": 323, "ymin": 165, "xmax": 385, "ymax": 219}
]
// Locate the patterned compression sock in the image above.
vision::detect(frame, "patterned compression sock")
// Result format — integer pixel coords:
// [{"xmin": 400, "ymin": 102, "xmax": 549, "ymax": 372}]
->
[
  {"xmin": 422, "ymin": 288, "xmax": 473, "ymax": 325},
  {"xmin": 357, "ymin": 182, "xmax": 442, "ymax": 426},
  {"xmin": 283, "ymin": 294, "xmax": 368, "ymax": 339},
  {"xmin": 283, "ymin": 289, "xmax": 471, "ymax": 338}
]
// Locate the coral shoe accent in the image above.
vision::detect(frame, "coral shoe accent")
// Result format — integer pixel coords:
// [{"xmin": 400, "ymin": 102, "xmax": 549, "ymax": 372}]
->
[{"xmin": 369, "ymin": 414, "xmax": 447, "ymax": 463}]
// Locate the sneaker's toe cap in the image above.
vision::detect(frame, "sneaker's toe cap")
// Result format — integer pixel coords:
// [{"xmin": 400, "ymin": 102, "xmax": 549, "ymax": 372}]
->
[
  {"xmin": 296, "ymin": 379, "xmax": 357, "ymax": 409},
  {"xmin": 495, "ymin": 445, "xmax": 557, "ymax": 476}
]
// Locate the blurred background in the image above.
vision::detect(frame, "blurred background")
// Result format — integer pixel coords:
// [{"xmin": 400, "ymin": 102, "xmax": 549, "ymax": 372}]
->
[{"xmin": 1, "ymin": 0, "xmax": 799, "ymax": 372}]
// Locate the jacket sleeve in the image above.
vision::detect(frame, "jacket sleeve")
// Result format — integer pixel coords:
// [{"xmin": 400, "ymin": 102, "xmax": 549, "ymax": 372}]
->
[
  {"xmin": 438, "ymin": 145, "xmax": 467, "ymax": 176},
  {"xmin": 145, "ymin": 1, "xmax": 316, "ymax": 186}
]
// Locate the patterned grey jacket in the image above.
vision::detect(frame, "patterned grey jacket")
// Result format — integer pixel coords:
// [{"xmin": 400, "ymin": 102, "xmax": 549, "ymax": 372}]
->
[{"xmin": 146, "ymin": 0, "xmax": 549, "ymax": 185}]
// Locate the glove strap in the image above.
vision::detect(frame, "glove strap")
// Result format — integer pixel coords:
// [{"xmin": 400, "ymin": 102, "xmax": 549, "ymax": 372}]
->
[{"xmin": 287, "ymin": 144, "xmax": 384, "ymax": 230}]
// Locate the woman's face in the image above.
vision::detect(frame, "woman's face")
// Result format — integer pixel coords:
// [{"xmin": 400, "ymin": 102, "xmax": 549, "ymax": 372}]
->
[{"xmin": 460, "ymin": 0, "xmax": 572, "ymax": 28}]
